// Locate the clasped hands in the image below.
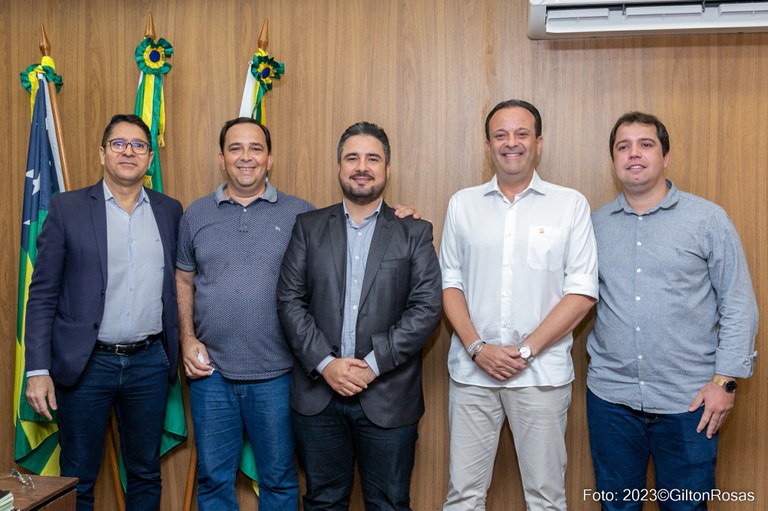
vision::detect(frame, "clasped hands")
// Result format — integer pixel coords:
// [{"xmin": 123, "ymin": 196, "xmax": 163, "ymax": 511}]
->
[
  {"xmin": 322, "ymin": 358, "xmax": 376, "ymax": 396},
  {"xmin": 474, "ymin": 343, "xmax": 529, "ymax": 382}
]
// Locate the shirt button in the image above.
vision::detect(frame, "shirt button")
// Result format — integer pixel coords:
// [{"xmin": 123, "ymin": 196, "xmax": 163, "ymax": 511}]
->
[
  {"xmin": 638, "ymin": 354, "xmax": 643, "ymax": 360},
  {"xmin": 640, "ymin": 380, "xmax": 645, "ymax": 385},
  {"xmin": 635, "ymin": 296, "xmax": 641, "ymax": 301},
  {"xmin": 357, "ymin": 232, "xmax": 362, "ymax": 237},
  {"xmin": 352, "ymin": 305, "xmax": 358, "ymax": 311},
  {"xmin": 243, "ymin": 208, "xmax": 247, "ymax": 212},
  {"xmin": 636, "ymin": 268, "xmax": 641, "ymax": 273},
  {"xmin": 636, "ymin": 241, "xmax": 642, "ymax": 246},
  {"xmin": 635, "ymin": 326, "xmax": 641, "ymax": 332},
  {"xmin": 638, "ymin": 216, "xmax": 644, "ymax": 221},
  {"xmin": 355, "ymin": 255, "xmax": 360, "ymax": 260}
]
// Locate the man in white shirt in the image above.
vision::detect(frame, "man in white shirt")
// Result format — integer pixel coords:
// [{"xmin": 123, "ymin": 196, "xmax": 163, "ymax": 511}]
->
[{"xmin": 440, "ymin": 99, "xmax": 599, "ymax": 510}]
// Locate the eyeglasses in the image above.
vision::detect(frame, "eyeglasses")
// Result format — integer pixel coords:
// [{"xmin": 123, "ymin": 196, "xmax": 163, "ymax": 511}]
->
[
  {"xmin": 106, "ymin": 138, "xmax": 150, "ymax": 155},
  {"xmin": 0, "ymin": 468, "xmax": 36, "ymax": 490}
]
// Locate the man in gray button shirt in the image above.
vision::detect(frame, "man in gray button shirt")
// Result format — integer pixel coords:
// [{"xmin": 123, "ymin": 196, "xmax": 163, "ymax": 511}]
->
[
  {"xmin": 24, "ymin": 114, "xmax": 182, "ymax": 511},
  {"xmin": 587, "ymin": 112, "xmax": 758, "ymax": 510}
]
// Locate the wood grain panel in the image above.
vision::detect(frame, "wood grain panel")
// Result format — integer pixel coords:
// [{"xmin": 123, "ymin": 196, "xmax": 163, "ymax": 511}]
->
[{"xmin": 2, "ymin": 1, "xmax": 766, "ymax": 509}]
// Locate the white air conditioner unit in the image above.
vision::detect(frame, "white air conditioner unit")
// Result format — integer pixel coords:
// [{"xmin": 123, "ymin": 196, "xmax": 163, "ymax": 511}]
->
[{"xmin": 528, "ymin": 0, "xmax": 768, "ymax": 39}]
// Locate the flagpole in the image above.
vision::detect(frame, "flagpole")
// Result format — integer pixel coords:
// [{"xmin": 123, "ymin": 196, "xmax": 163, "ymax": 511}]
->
[
  {"xmin": 105, "ymin": 421, "xmax": 126, "ymax": 511},
  {"xmin": 38, "ymin": 25, "xmax": 70, "ymax": 191},
  {"xmin": 183, "ymin": 448, "xmax": 196, "ymax": 511}
]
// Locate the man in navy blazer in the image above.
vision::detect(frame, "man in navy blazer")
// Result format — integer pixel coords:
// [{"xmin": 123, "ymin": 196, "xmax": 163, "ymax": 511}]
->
[
  {"xmin": 24, "ymin": 114, "xmax": 182, "ymax": 511},
  {"xmin": 277, "ymin": 122, "xmax": 442, "ymax": 511}
]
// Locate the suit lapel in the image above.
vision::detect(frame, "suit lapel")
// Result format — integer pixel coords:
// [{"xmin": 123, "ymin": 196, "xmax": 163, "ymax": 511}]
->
[
  {"xmin": 359, "ymin": 205, "xmax": 394, "ymax": 308},
  {"xmin": 89, "ymin": 181, "xmax": 109, "ymax": 287},
  {"xmin": 328, "ymin": 205, "xmax": 347, "ymax": 302},
  {"xmin": 148, "ymin": 189, "xmax": 171, "ymax": 267}
]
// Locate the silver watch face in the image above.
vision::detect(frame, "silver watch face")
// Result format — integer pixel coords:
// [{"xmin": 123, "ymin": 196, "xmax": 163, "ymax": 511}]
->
[{"xmin": 519, "ymin": 345, "xmax": 532, "ymax": 359}]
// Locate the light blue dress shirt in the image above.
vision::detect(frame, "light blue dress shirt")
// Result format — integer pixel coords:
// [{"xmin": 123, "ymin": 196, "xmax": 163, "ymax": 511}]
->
[
  {"xmin": 316, "ymin": 200, "xmax": 383, "ymax": 376},
  {"xmin": 97, "ymin": 182, "xmax": 164, "ymax": 344}
]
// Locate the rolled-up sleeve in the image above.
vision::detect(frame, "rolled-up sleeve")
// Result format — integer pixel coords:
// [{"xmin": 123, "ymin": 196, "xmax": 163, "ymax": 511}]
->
[
  {"xmin": 562, "ymin": 195, "xmax": 599, "ymax": 300},
  {"xmin": 439, "ymin": 196, "xmax": 464, "ymax": 292}
]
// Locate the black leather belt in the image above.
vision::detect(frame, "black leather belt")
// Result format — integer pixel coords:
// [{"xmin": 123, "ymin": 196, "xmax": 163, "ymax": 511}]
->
[{"xmin": 95, "ymin": 332, "xmax": 163, "ymax": 355}]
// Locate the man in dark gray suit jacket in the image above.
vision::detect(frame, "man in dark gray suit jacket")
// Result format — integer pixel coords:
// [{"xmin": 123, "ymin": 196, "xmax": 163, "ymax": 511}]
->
[{"xmin": 277, "ymin": 121, "xmax": 442, "ymax": 511}]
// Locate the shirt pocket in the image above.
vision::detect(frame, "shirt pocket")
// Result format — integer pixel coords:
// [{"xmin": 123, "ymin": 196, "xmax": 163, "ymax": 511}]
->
[{"xmin": 526, "ymin": 226, "xmax": 566, "ymax": 271}]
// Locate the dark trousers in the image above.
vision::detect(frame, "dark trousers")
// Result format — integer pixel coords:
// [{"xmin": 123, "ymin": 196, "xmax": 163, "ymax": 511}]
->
[
  {"xmin": 587, "ymin": 389, "xmax": 717, "ymax": 511},
  {"xmin": 293, "ymin": 394, "xmax": 418, "ymax": 511},
  {"xmin": 56, "ymin": 341, "xmax": 169, "ymax": 511}
]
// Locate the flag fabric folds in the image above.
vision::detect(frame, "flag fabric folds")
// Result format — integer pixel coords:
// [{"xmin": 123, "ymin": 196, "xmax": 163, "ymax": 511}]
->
[
  {"xmin": 128, "ymin": 33, "xmax": 187, "ymax": 484},
  {"xmin": 134, "ymin": 36, "xmax": 173, "ymax": 192},
  {"xmin": 14, "ymin": 57, "xmax": 66, "ymax": 476},
  {"xmin": 238, "ymin": 49, "xmax": 285, "ymax": 123},
  {"xmin": 235, "ymin": 45, "xmax": 285, "ymax": 492}
]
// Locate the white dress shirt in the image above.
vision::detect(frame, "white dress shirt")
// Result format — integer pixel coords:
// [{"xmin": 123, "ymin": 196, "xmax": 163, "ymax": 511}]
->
[{"xmin": 440, "ymin": 172, "xmax": 598, "ymax": 388}]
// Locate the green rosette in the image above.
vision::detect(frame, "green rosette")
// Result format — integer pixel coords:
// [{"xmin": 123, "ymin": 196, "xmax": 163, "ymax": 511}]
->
[{"xmin": 135, "ymin": 37, "xmax": 173, "ymax": 75}]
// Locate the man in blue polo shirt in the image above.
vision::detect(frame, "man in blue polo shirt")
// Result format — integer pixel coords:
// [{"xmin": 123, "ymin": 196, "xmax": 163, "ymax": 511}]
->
[{"xmin": 176, "ymin": 118, "xmax": 311, "ymax": 510}]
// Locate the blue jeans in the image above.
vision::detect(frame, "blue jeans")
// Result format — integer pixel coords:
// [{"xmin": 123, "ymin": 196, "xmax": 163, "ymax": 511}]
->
[
  {"xmin": 189, "ymin": 371, "xmax": 298, "ymax": 511},
  {"xmin": 56, "ymin": 340, "xmax": 169, "ymax": 511},
  {"xmin": 292, "ymin": 395, "xmax": 419, "ymax": 511},
  {"xmin": 587, "ymin": 389, "xmax": 717, "ymax": 511}
]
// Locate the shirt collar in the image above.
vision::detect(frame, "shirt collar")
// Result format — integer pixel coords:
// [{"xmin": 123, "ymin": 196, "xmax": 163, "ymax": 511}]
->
[
  {"xmin": 609, "ymin": 179, "xmax": 679, "ymax": 215},
  {"xmin": 215, "ymin": 180, "xmax": 278, "ymax": 205},
  {"xmin": 483, "ymin": 171, "xmax": 545, "ymax": 200},
  {"xmin": 343, "ymin": 198, "xmax": 382, "ymax": 226},
  {"xmin": 102, "ymin": 180, "xmax": 149, "ymax": 205}
]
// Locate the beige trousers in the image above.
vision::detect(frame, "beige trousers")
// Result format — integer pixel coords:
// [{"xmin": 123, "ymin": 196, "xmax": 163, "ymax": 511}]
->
[{"xmin": 443, "ymin": 379, "xmax": 572, "ymax": 511}]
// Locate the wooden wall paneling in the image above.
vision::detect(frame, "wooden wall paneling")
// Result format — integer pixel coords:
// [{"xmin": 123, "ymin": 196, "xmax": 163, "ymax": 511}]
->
[
  {"xmin": 0, "ymin": 0, "xmax": 20, "ymax": 484},
  {"xmin": 2, "ymin": 1, "xmax": 767, "ymax": 509}
]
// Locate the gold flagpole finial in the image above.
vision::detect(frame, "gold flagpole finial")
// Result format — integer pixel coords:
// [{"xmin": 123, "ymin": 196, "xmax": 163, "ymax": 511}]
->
[
  {"xmin": 144, "ymin": 12, "xmax": 157, "ymax": 40},
  {"xmin": 258, "ymin": 18, "xmax": 269, "ymax": 50},
  {"xmin": 39, "ymin": 24, "xmax": 51, "ymax": 57}
]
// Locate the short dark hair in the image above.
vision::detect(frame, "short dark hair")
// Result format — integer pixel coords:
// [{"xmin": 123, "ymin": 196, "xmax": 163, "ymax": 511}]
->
[
  {"xmin": 337, "ymin": 122, "xmax": 391, "ymax": 164},
  {"xmin": 101, "ymin": 114, "xmax": 152, "ymax": 147},
  {"xmin": 484, "ymin": 99, "xmax": 542, "ymax": 141},
  {"xmin": 219, "ymin": 117, "xmax": 272, "ymax": 153},
  {"xmin": 609, "ymin": 111, "xmax": 670, "ymax": 160}
]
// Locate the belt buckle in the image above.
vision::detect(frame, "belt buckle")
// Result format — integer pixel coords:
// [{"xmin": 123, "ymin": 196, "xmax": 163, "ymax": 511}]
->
[{"xmin": 114, "ymin": 344, "xmax": 131, "ymax": 356}]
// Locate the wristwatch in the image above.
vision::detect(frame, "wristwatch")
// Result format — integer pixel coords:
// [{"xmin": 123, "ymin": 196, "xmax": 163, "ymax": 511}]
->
[
  {"xmin": 712, "ymin": 375, "xmax": 737, "ymax": 393},
  {"xmin": 516, "ymin": 343, "xmax": 535, "ymax": 363}
]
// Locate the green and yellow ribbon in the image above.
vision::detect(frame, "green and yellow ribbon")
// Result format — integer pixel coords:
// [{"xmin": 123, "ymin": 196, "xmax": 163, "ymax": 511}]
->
[
  {"xmin": 20, "ymin": 56, "xmax": 63, "ymax": 118},
  {"xmin": 239, "ymin": 49, "xmax": 284, "ymax": 123},
  {"xmin": 134, "ymin": 37, "xmax": 173, "ymax": 191}
]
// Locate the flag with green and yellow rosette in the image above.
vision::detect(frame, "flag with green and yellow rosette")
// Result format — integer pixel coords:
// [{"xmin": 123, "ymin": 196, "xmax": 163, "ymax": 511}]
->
[
  {"xmin": 134, "ymin": 36, "xmax": 172, "ymax": 192},
  {"xmin": 239, "ymin": 49, "xmax": 284, "ymax": 123}
]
